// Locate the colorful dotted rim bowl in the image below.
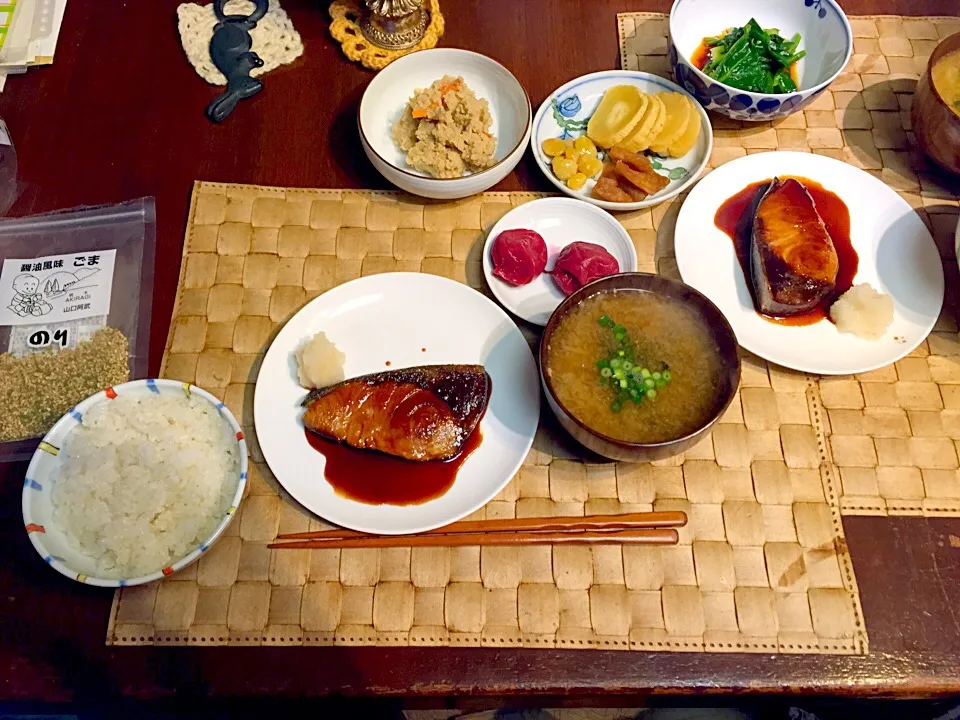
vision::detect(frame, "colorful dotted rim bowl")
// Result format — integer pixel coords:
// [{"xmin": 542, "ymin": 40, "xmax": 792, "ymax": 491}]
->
[
  {"xmin": 21, "ymin": 379, "xmax": 248, "ymax": 588},
  {"xmin": 668, "ymin": 0, "xmax": 853, "ymax": 122}
]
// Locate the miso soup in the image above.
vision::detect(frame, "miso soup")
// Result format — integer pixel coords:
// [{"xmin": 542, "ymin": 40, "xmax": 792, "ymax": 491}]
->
[
  {"xmin": 545, "ymin": 290, "xmax": 724, "ymax": 444},
  {"xmin": 932, "ymin": 48, "xmax": 960, "ymax": 118}
]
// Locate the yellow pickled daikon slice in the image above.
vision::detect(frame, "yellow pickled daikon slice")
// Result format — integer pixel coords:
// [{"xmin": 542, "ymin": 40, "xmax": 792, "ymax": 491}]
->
[
  {"xmin": 649, "ymin": 92, "xmax": 692, "ymax": 156},
  {"xmin": 586, "ymin": 85, "xmax": 646, "ymax": 149},
  {"xmin": 620, "ymin": 93, "xmax": 665, "ymax": 153},
  {"xmin": 666, "ymin": 96, "xmax": 702, "ymax": 158}
]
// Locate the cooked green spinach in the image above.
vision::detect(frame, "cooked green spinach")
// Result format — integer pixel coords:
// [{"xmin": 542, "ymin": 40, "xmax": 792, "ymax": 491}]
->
[{"xmin": 701, "ymin": 18, "xmax": 806, "ymax": 94}]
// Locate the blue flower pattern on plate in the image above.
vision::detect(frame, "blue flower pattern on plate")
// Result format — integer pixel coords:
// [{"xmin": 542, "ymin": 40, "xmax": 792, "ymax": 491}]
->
[
  {"xmin": 551, "ymin": 94, "xmax": 589, "ymax": 139},
  {"xmin": 805, "ymin": 0, "xmax": 828, "ymax": 20},
  {"xmin": 557, "ymin": 95, "xmax": 582, "ymax": 117}
]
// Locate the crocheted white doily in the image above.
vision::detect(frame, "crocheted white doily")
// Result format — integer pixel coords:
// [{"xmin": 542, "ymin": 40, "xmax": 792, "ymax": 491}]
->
[{"xmin": 177, "ymin": 0, "xmax": 304, "ymax": 85}]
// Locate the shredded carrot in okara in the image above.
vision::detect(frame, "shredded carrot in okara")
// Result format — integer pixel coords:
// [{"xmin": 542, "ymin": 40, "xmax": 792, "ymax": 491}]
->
[
  {"xmin": 439, "ymin": 79, "xmax": 462, "ymax": 94},
  {"xmin": 411, "ymin": 81, "xmax": 461, "ymax": 119}
]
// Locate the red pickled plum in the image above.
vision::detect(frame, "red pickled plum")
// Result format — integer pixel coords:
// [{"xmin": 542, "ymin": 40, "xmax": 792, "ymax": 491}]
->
[
  {"xmin": 491, "ymin": 228, "xmax": 548, "ymax": 286},
  {"xmin": 550, "ymin": 241, "xmax": 620, "ymax": 296}
]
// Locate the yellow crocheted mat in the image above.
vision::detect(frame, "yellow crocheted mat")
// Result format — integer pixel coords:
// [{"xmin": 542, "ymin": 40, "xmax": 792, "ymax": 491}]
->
[
  {"xmin": 106, "ymin": 182, "xmax": 866, "ymax": 654},
  {"xmin": 619, "ymin": 13, "xmax": 960, "ymax": 518},
  {"xmin": 330, "ymin": 0, "xmax": 444, "ymax": 70}
]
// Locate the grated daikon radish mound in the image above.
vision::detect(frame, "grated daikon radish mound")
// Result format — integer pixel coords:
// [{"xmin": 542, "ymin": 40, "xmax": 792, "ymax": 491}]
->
[
  {"xmin": 296, "ymin": 332, "xmax": 346, "ymax": 389},
  {"xmin": 829, "ymin": 284, "xmax": 894, "ymax": 340}
]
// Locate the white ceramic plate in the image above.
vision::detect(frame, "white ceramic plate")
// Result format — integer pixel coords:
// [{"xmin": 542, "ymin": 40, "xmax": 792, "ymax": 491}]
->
[
  {"xmin": 482, "ymin": 198, "xmax": 638, "ymax": 326},
  {"xmin": 532, "ymin": 70, "xmax": 713, "ymax": 211},
  {"xmin": 675, "ymin": 151, "xmax": 944, "ymax": 375},
  {"xmin": 253, "ymin": 273, "xmax": 540, "ymax": 535},
  {"xmin": 22, "ymin": 379, "xmax": 247, "ymax": 588}
]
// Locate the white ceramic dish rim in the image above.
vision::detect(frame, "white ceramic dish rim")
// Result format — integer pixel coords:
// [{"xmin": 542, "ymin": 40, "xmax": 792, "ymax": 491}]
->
[
  {"xmin": 955, "ymin": 214, "xmax": 960, "ymax": 275},
  {"xmin": 668, "ymin": 0, "xmax": 854, "ymax": 98},
  {"xmin": 481, "ymin": 197, "xmax": 639, "ymax": 326},
  {"xmin": 357, "ymin": 48, "xmax": 532, "ymax": 184},
  {"xmin": 21, "ymin": 378, "xmax": 248, "ymax": 588},
  {"xmin": 531, "ymin": 70, "xmax": 714, "ymax": 212}
]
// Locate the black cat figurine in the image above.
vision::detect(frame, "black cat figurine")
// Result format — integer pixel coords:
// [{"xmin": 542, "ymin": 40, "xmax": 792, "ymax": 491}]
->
[{"xmin": 205, "ymin": 0, "xmax": 269, "ymax": 123}]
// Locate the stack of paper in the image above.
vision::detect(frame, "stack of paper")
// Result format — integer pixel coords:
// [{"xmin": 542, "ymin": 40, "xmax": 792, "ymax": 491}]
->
[{"xmin": 0, "ymin": 0, "xmax": 67, "ymax": 92}]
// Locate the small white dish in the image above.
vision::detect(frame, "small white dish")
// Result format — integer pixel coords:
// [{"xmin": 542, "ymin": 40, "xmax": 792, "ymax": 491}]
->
[
  {"xmin": 669, "ymin": 0, "xmax": 853, "ymax": 122},
  {"xmin": 359, "ymin": 48, "xmax": 531, "ymax": 200},
  {"xmin": 22, "ymin": 379, "xmax": 247, "ymax": 588},
  {"xmin": 482, "ymin": 198, "xmax": 638, "ymax": 326},
  {"xmin": 253, "ymin": 273, "xmax": 540, "ymax": 535},
  {"xmin": 532, "ymin": 70, "xmax": 712, "ymax": 212},
  {"xmin": 675, "ymin": 151, "xmax": 944, "ymax": 375}
]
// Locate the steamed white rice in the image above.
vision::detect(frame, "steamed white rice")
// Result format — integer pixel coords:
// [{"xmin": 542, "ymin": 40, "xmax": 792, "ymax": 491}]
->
[{"xmin": 52, "ymin": 393, "xmax": 240, "ymax": 578}]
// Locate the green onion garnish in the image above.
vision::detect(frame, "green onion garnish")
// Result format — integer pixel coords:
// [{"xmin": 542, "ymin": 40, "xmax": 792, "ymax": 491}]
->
[{"xmin": 595, "ymin": 315, "xmax": 673, "ymax": 413}]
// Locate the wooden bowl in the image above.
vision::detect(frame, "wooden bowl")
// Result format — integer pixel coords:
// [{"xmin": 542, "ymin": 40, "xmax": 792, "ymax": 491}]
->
[
  {"xmin": 539, "ymin": 273, "xmax": 741, "ymax": 463},
  {"xmin": 912, "ymin": 32, "xmax": 960, "ymax": 176}
]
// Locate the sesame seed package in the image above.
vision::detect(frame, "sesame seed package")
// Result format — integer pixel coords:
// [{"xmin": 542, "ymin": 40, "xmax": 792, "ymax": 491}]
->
[{"xmin": 0, "ymin": 198, "xmax": 156, "ymax": 460}]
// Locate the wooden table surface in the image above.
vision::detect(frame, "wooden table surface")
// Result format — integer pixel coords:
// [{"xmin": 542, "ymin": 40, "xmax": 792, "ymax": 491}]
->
[{"xmin": 2, "ymin": 0, "xmax": 960, "ymax": 703}]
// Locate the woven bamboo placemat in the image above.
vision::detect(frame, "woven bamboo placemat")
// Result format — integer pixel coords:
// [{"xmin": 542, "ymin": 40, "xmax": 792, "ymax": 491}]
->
[
  {"xmin": 620, "ymin": 12, "xmax": 960, "ymax": 517},
  {"xmin": 107, "ymin": 182, "xmax": 866, "ymax": 654},
  {"xmin": 107, "ymin": 11, "xmax": 960, "ymax": 651}
]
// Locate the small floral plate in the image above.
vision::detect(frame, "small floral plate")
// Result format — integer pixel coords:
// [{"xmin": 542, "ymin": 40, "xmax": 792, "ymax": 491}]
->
[{"xmin": 532, "ymin": 70, "xmax": 713, "ymax": 212}]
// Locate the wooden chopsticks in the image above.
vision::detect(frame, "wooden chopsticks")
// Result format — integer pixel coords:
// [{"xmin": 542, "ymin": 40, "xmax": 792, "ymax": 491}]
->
[
  {"xmin": 270, "ymin": 527, "xmax": 678, "ymax": 549},
  {"xmin": 268, "ymin": 511, "xmax": 686, "ymax": 549}
]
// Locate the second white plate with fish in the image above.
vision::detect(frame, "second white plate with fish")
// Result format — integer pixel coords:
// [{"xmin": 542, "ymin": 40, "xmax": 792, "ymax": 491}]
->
[
  {"xmin": 675, "ymin": 151, "xmax": 944, "ymax": 375},
  {"xmin": 253, "ymin": 273, "xmax": 540, "ymax": 535}
]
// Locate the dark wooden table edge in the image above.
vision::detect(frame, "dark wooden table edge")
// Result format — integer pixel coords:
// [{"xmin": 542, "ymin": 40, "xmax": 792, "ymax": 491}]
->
[{"xmin": 61, "ymin": 646, "xmax": 956, "ymax": 700}]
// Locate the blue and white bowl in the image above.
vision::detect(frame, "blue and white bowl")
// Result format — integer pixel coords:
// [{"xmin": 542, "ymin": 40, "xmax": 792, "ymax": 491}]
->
[
  {"xmin": 669, "ymin": 0, "xmax": 853, "ymax": 122},
  {"xmin": 21, "ymin": 379, "xmax": 248, "ymax": 588},
  {"xmin": 532, "ymin": 70, "xmax": 713, "ymax": 212}
]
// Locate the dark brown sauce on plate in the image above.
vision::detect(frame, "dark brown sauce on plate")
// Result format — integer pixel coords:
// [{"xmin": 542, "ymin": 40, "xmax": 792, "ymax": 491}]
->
[
  {"xmin": 304, "ymin": 427, "xmax": 483, "ymax": 506},
  {"xmin": 691, "ymin": 40, "xmax": 800, "ymax": 86},
  {"xmin": 714, "ymin": 177, "xmax": 857, "ymax": 326}
]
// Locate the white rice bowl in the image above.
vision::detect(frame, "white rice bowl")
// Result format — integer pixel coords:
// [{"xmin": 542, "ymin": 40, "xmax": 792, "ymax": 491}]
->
[{"xmin": 51, "ymin": 393, "xmax": 241, "ymax": 579}]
